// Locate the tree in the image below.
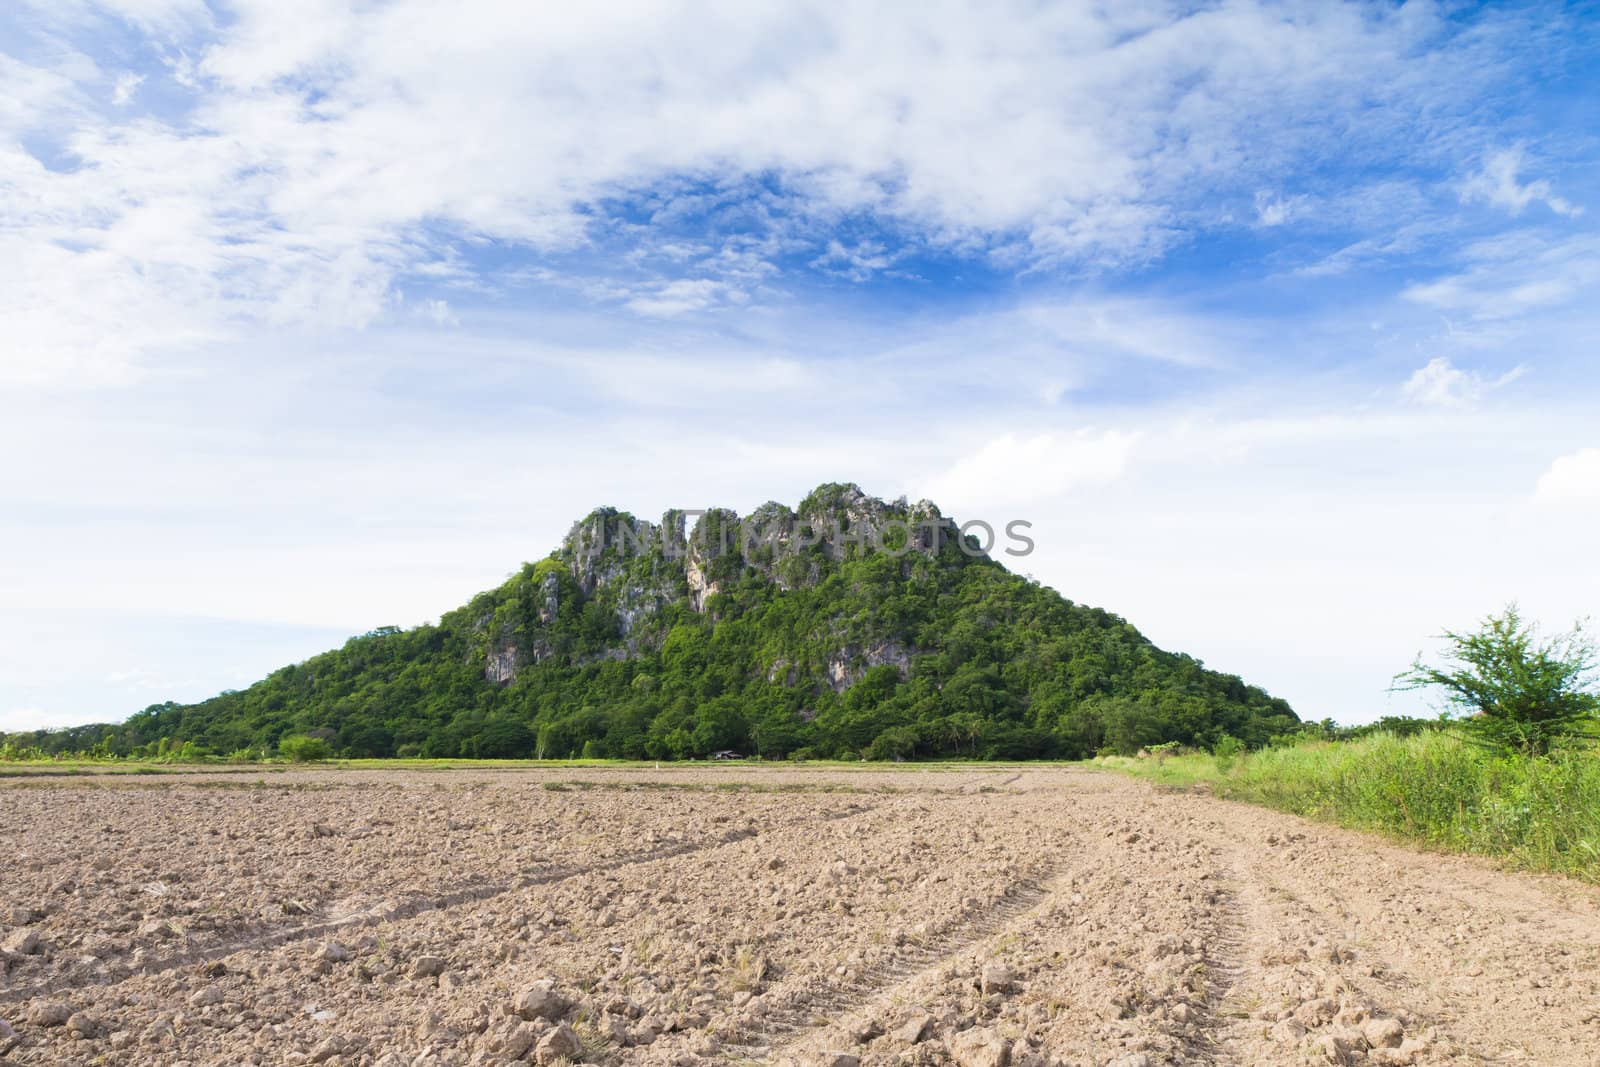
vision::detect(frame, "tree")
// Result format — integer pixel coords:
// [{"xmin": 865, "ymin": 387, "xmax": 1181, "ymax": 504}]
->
[
  {"xmin": 1098, "ymin": 696, "xmax": 1168, "ymax": 755},
  {"xmin": 751, "ymin": 707, "xmax": 804, "ymax": 759},
  {"xmin": 477, "ymin": 719, "xmax": 535, "ymax": 759},
  {"xmin": 865, "ymin": 725, "xmax": 920, "ymax": 761},
  {"xmin": 1394, "ymin": 605, "xmax": 1600, "ymax": 756}
]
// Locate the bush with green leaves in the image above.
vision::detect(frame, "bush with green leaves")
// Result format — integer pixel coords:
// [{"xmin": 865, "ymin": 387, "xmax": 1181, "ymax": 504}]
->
[
  {"xmin": 1395, "ymin": 605, "xmax": 1600, "ymax": 755},
  {"xmin": 1212, "ymin": 734, "xmax": 1245, "ymax": 773},
  {"xmin": 278, "ymin": 735, "xmax": 332, "ymax": 762}
]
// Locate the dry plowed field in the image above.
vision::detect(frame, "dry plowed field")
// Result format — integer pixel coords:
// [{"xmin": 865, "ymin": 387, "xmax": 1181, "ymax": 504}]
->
[{"xmin": 3, "ymin": 766, "xmax": 1598, "ymax": 1066}]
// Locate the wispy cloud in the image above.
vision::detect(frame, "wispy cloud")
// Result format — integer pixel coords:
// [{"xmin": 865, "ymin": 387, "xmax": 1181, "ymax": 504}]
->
[
  {"xmin": 1402, "ymin": 233, "xmax": 1600, "ymax": 321},
  {"xmin": 1254, "ymin": 190, "xmax": 1301, "ymax": 227},
  {"xmin": 625, "ymin": 279, "xmax": 742, "ymax": 318},
  {"xmin": 1461, "ymin": 147, "xmax": 1582, "ymax": 218},
  {"xmin": 110, "ymin": 72, "xmax": 143, "ymax": 106},
  {"xmin": 1402, "ymin": 357, "xmax": 1526, "ymax": 410},
  {"xmin": 811, "ymin": 239, "xmax": 899, "ymax": 281}
]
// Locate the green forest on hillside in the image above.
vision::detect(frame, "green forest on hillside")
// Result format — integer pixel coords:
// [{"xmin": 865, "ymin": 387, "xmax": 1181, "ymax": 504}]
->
[{"xmin": 4, "ymin": 487, "xmax": 1299, "ymax": 762}]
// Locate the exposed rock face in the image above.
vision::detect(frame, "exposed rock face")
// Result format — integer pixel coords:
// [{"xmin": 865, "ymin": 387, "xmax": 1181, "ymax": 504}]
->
[
  {"xmin": 825, "ymin": 640, "xmax": 913, "ymax": 692},
  {"xmin": 485, "ymin": 643, "xmax": 521, "ymax": 686},
  {"xmin": 685, "ymin": 556, "xmax": 720, "ymax": 614},
  {"xmin": 683, "ymin": 507, "xmax": 740, "ymax": 613},
  {"xmin": 537, "ymin": 571, "xmax": 559, "ymax": 624},
  {"xmin": 484, "ymin": 634, "xmax": 555, "ymax": 686},
  {"xmin": 563, "ymin": 510, "xmax": 663, "ymax": 596},
  {"xmin": 475, "ymin": 484, "xmax": 966, "ymax": 692},
  {"xmin": 617, "ymin": 590, "xmax": 664, "ymax": 634}
]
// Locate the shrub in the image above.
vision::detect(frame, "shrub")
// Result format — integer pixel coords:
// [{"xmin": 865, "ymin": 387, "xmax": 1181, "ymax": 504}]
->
[
  {"xmin": 278, "ymin": 735, "xmax": 332, "ymax": 762},
  {"xmin": 170, "ymin": 740, "xmax": 207, "ymax": 762},
  {"xmin": 0, "ymin": 741, "xmax": 47, "ymax": 761},
  {"xmin": 1212, "ymin": 735, "xmax": 1245, "ymax": 773}
]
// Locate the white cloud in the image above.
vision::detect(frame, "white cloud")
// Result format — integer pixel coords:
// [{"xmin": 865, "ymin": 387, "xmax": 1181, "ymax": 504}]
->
[
  {"xmin": 0, "ymin": 0, "xmax": 1520, "ymax": 387},
  {"xmin": 1401, "ymin": 357, "xmax": 1525, "ymax": 409},
  {"xmin": 1254, "ymin": 190, "xmax": 1296, "ymax": 226},
  {"xmin": 1461, "ymin": 147, "xmax": 1581, "ymax": 218},
  {"xmin": 0, "ymin": 233, "xmax": 227, "ymax": 388},
  {"xmin": 1020, "ymin": 298, "xmax": 1235, "ymax": 371},
  {"xmin": 1401, "ymin": 234, "xmax": 1600, "ymax": 321},
  {"xmin": 1294, "ymin": 218, "xmax": 1437, "ymax": 278},
  {"xmin": 17, "ymin": 0, "xmax": 211, "ymax": 34},
  {"xmin": 1535, "ymin": 448, "xmax": 1600, "ymax": 505},
  {"xmin": 811, "ymin": 239, "xmax": 897, "ymax": 281},
  {"xmin": 110, "ymin": 72, "xmax": 143, "ymax": 105},
  {"xmin": 568, "ymin": 350, "xmax": 816, "ymax": 407},
  {"xmin": 0, "ymin": 52, "xmax": 78, "ymax": 141},
  {"xmin": 625, "ymin": 279, "xmax": 736, "ymax": 318},
  {"xmin": 926, "ymin": 428, "xmax": 1139, "ymax": 510},
  {"xmin": 413, "ymin": 299, "xmax": 459, "ymax": 327}
]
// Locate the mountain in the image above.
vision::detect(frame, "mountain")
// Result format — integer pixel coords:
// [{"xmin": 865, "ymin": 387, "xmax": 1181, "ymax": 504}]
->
[{"xmin": 29, "ymin": 484, "xmax": 1299, "ymax": 760}]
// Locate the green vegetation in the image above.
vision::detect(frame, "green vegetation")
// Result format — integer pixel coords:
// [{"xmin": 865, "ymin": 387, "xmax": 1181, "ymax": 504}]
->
[
  {"xmin": 0, "ymin": 485, "xmax": 1298, "ymax": 763},
  {"xmin": 1102, "ymin": 731, "xmax": 1600, "ymax": 881},
  {"xmin": 1395, "ymin": 605, "xmax": 1600, "ymax": 755},
  {"xmin": 0, "ymin": 735, "xmax": 220, "ymax": 765},
  {"xmin": 277, "ymin": 734, "xmax": 332, "ymax": 762},
  {"xmin": 1104, "ymin": 608, "xmax": 1600, "ymax": 881}
]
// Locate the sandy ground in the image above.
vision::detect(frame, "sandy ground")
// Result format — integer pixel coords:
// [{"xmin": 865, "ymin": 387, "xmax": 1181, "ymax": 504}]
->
[{"xmin": 2, "ymin": 764, "xmax": 1598, "ymax": 1066}]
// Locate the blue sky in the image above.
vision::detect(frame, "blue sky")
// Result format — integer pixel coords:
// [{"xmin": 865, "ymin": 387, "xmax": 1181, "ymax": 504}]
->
[{"xmin": 3, "ymin": 0, "xmax": 1600, "ymax": 730}]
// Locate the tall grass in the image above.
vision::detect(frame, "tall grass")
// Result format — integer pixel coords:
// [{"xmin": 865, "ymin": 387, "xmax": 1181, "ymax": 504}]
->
[{"xmin": 1101, "ymin": 732, "xmax": 1600, "ymax": 882}]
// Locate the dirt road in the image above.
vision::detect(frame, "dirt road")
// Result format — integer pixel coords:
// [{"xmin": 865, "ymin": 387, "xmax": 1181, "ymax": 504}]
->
[{"xmin": 2, "ymin": 765, "xmax": 1597, "ymax": 1065}]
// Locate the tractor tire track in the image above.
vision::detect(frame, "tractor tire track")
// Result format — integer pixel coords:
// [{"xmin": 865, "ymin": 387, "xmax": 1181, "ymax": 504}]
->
[
  {"xmin": 720, "ymin": 865, "xmax": 1061, "ymax": 1061},
  {"xmin": 1185, "ymin": 855, "xmax": 1251, "ymax": 1067}
]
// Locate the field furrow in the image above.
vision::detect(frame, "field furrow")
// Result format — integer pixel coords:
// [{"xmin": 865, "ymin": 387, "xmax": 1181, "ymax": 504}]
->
[{"xmin": 5, "ymin": 765, "xmax": 1600, "ymax": 1066}]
